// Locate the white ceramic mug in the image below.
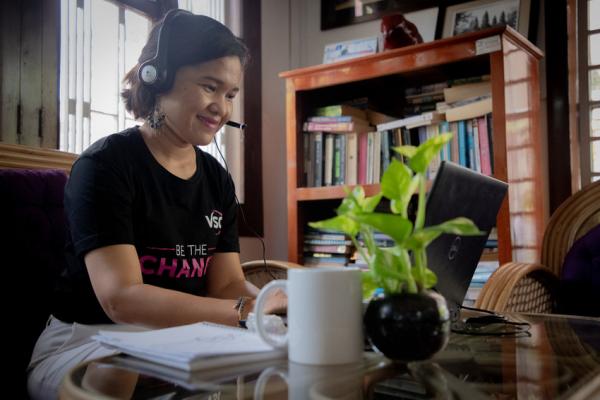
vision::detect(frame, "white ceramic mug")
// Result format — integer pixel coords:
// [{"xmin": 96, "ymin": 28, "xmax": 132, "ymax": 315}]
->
[
  {"xmin": 253, "ymin": 362, "xmax": 364, "ymax": 400},
  {"xmin": 254, "ymin": 267, "xmax": 363, "ymax": 365}
]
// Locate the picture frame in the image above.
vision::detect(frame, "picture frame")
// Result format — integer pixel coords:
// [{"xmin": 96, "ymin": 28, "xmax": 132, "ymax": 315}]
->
[
  {"xmin": 442, "ymin": 0, "xmax": 531, "ymax": 38},
  {"xmin": 321, "ymin": 0, "xmax": 441, "ymax": 31}
]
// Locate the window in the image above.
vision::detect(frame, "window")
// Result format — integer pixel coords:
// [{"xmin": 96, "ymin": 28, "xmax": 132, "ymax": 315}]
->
[
  {"xmin": 59, "ymin": 0, "xmax": 244, "ymax": 200},
  {"xmin": 59, "ymin": 0, "xmax": 150, "ymax": 154},
  {"xmin": 580, "ymin": 0, "xmax": 600, "ymax": 183}
]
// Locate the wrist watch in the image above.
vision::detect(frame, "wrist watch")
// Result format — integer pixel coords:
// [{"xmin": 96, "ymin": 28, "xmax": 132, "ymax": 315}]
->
[{"xmin": 234, "ymin": 296, "xmax": 251, "ymax": 328}]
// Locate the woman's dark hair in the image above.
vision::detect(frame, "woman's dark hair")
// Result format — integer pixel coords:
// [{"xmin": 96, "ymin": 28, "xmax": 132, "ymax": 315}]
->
[{"xmin": 122, "ymin": 11, "xmax": 249, "ymax": 120}]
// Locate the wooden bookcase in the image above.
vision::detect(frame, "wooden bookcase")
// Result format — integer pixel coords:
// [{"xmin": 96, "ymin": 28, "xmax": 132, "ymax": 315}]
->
[{"xmin": 279, "ymin": 27, "xmax": 546, "ymax": 266}]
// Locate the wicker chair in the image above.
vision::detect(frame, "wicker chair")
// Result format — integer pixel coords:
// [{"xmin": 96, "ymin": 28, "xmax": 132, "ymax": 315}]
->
[
  {"xmin": 241, "ymin": 259, "xmax": 302, "ymax": 288},
  {"xmin": 475, "ymin": 181, "xmax": 600, "ymax": 313}
]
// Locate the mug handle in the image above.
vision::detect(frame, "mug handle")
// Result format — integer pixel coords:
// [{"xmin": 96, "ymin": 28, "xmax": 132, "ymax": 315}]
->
[
  {"xmin": 254, "ymin": 279, "xmax": 288, "ymax": 349},
  {"xmin": 253, "ymin": 366, "xmax": 288, "ymax": 400}
]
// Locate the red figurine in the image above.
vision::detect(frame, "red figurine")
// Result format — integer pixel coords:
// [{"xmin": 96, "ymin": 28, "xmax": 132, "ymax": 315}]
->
[{"xmin": 381, "ymin": 14, "xmax": 424, "ymax": 50}]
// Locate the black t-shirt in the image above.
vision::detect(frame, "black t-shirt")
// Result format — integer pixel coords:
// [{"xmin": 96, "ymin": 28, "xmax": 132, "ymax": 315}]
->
[{"xmin": 52, "ymin": 127, "xmax": 239, "ymax": 324}]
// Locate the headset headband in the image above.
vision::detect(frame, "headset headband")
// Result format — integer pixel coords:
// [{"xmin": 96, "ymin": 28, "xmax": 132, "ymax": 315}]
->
[{"xmin": 138, "ymin": 9, "xmax": 193, "ymax": 92}]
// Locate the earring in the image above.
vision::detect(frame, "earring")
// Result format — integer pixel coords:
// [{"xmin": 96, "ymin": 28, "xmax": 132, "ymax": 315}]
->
[{"xmin": 147, "ymin": 106, "xmax": 165, "ymax": 129}]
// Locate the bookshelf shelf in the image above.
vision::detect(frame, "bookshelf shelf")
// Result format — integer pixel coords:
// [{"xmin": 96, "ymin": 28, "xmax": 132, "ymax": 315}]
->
[
  {"xmin": 296, "ymin": 184, "xmax": 380, "ymax": 201},
  {"xmin": 280, "ymin": 26, "xmax": 547, "ymax": 266}
]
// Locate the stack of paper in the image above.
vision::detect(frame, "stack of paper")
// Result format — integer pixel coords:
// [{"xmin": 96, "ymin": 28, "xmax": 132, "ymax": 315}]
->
[
  {"xmin": 108, "ymin": 355, "xmax": 285, "ymax": 391},
  {"xmin": 93, "ymin": 322, "xmax": 286, "ymax": 371}
]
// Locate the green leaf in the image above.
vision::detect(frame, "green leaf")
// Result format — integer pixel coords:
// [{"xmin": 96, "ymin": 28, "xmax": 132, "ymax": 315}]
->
[
  {"xmin": 392, "ymin": 175, "xmax": 420, "ymax": 216},
  {"xmin": 351, "ymin": 186, "xmax": 366, "ymax": 203},
  {"xmin": 404, "ymin": 217, "xmax": 484, "ymax": 249},
  {"xmin": 353, "ymin": 213, "xmax": 413, "ymax": 244},
  {"xmin": 361, "ymin": 193, "xmax": 383, "ymax": 213},
  {"xmin": 392, "ymin": 145, "xmax": 417, "ymax": 159},
  {"xmin": 411, "ymin": 264, "xmax": 438, "ymax": 290},
  {"xmin": 336, "ymin": 196, "xmax": 359, "ymax": 215},
  {"xmin": 308, "ymin": 215, "xmax": 359, "ymax": 237},
  {"xmin": 404, "ymin": 230, "xmax": 443, "ymax": 250},
  {"xmin": 428, "ymin": 217, "xmax": 483, "ymax": 236},
  {"xmin": 381, "ymin": 160, "xmax": 412, "ymax": 201},
  {"xmin": 361, "ymin": 270, "xmax": 379, "ymax": 299},
  {"xmin": 371, "ymin": 249, "xmax": 406, "ymax": 281},
  {"xmin": 407, "ymin": 133, "xmax": 453, "ymax": 174},
  {"xmin": 390, "ymin": 199, "xmax": 403, "ymax": 214}
]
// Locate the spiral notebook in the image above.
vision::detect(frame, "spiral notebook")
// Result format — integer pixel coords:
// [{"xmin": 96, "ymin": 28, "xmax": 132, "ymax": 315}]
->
[{"xmin": 93, "ymin": 322, "xmax": 286, "ymax": 371}]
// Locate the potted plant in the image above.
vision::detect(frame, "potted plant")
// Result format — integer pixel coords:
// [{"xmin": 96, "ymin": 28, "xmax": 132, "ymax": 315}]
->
[{"xmin": 309, "ymin": 133, "xmax": 482, "ymax": 361}]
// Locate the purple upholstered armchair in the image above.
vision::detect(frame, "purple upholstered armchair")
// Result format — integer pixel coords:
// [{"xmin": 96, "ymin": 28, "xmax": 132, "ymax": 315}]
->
[{"xmin": 0, "ymin": 168, "xmax": 68, "ymax": 395}]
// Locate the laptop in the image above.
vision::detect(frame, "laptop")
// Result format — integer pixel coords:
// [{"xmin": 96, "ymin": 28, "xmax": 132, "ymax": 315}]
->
[{"xmin": 424, "ymin": 161, "xmax": 508, "ymax": 321}]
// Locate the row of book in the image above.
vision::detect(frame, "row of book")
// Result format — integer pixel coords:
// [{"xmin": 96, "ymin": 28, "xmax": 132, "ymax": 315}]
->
[
  {"xmin": 303, "ymin": 228, "xmax": 353, "ymax": 267},
  {"xmin": 302, "ymin": 114, "xmax": 494, "ymax": 187},
  {"xmin": 301, "ymin": 75, "xmax": 494, "ymax": 187},
  {"xmin": 303, "ymin": 227, "xmax": 396, "ymax": 268},
  {"xmin": 463, "ymin": 261, "xmax": 499, "ymax": 307}
]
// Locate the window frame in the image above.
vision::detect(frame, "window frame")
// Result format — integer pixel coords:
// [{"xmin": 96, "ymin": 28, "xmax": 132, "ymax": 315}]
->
[{"xmin": 579, "ymin": 0, "xmax": 600, "ymax": 183}]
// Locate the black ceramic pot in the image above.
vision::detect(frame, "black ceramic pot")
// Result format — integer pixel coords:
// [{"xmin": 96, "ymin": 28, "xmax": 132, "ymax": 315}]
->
[{"xmin": 364, "ymin": 291, "xmax": 450, "ymax": 361}]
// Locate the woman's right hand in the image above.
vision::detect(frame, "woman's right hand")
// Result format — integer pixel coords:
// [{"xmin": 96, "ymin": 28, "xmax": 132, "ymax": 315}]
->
[{"xmin": 250, "ymin": 288, "xmax": 287, "ymax": 316}]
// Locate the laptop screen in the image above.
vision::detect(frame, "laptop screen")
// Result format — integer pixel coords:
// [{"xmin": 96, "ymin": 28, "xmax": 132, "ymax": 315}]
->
[{"xmin": 424, "ymin": 161, "xmax": 508, "ymax": 320}]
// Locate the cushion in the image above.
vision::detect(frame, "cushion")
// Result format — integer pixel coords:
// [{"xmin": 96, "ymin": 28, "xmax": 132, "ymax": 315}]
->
[
  {"xmin": 0, "ymin": 168, "xmax": 68, "ymax": 393},
  {"xmin": 558, "ymin": 224, "xmax": 600, "ymax": 316}
]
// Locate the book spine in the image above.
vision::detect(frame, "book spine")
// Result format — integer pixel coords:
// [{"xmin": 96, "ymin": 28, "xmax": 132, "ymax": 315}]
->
[
  {"xmin": 304, "ymin": 238, "xmax": 352, "ymax": 245},
  {"xmin": 305, "ymin": 232, "xmax": 347, "ymax": 240},
  {"xmin": 439, "ymin": 121, "xmax": 451, "ymax": 161},
  {"xmin": 303, "ymin": 121, "xmax": 369, "ymax": 132},
  {"xmin": 314, "ymin": 132, "xmax": 323, "ymax": 187},
  {"xmin": 381, "ymin": 130, "xmax": 391, "ymax": 173},
  {"xmin": 478, "ymin": 116, "xmax": 492, "ymax": 175},
  {"xmin": 366, "ymin": 132, "xmax": 373, "ymax": 184},
  {"xmin": 346, "ymin": 133, "xmax": 358, "ymax": 185},
  {"xmin": 303, "ymin": 244, "xmax": 352, "ymax": 254},
  {"xmin": 373, "ymin": 131, "xmax": 381, "ymax": 183},
  {"xmin": 358, "ymin": 133, "xmax": 368, "ymax": 184},
  {"xmin": 324, "ymin": 134, "xmax": 334, "ymax": 186},
  {"xmin": 450, "ymin": 122, "xmax": 459, "ymax": 163},
  {"xmin": 314, "ymin": 105, "xmax": 366, "ymax": 119},
  {"xmin": 333, "ymin": 134, "xmax": 342, "ymax": 185},
  {"xmin": 458, "ymin": 120, "xmax": 467, "ymax": 167},
  {"xmin": 466, "ymin": 120, "xmax": 474, "ymax": 170},
  {"xmin": 307, "ymin": 115, "xmax": 352, "ymax": 122},
  {"xmin": 339, "ymin": 134, "xmax": 346, "ymax": 185},
  {"xmin": 472, "ymin": 119, "xmax": 481, "ymax": 173},
  {"xmin": 304, "ymin": 132, "xmax": 311, "ymax": 187},
  {"xmin": 486, "ymin": 113, "xmax": 494, "ymax": 173}
]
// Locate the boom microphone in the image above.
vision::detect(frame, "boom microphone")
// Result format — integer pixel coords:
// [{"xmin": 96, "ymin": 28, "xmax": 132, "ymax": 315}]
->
[{"xmin": 225, "ymin": 121, "xmax": 246, "ymax": 130}]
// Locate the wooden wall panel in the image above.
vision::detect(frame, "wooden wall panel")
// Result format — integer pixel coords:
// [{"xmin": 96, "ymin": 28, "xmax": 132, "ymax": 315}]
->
[
  {"xmin": 1, "ymin": 1, "xmax": 22, "ymax": 143},
  {"xmin": 41, "ymin": 0, "xmax": 59, "ymax": 149},
  {"xmin": 20, "ymin": 0, "xmax": 44, "ymax": 147},
  {"xmin": 1, "ymin": 0, "xmax": 59, "ymax": 148}
]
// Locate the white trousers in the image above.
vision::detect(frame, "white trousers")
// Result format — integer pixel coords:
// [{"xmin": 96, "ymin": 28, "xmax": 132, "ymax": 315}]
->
[{"xmin": 27, "ymin": 316, "xmax": 143, "ymax": 400}]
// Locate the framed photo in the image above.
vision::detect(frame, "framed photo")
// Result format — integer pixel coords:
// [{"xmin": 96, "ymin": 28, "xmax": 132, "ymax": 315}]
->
[
  {"xmin": 442, "ymin": 0, "xmax": 531, "ymax": 38},
  {"xmin": 321, "ymin": 0, "xmax": 441, "ymax": 31}
]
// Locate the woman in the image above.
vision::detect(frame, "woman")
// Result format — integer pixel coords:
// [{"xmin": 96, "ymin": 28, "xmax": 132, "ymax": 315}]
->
[{"xmin": 27, "ymin": 10, "xmax": 285, "ymax": 399}]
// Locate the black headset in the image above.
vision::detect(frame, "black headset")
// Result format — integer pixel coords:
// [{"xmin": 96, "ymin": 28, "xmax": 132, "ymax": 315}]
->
[{"xmin": 138, "ymin": 9, "xmax": 193, "ymax": 93}]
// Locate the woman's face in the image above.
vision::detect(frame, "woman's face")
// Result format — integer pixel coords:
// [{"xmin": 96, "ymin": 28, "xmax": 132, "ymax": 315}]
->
[{"xmin": 158, "ymin": 55, "xmax": 242, "ymax": 146}]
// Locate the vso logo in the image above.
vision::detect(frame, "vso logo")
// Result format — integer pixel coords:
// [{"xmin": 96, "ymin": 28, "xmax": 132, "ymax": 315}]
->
[{"xmin": 205, "ymin": 210, "xmax": 223, "ymax": 230}]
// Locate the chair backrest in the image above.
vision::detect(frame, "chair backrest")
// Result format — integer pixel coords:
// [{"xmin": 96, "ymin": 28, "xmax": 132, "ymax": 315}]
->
[
  {"xmin": 542, "ymin": 181, "xmax": 600, "ymax": 276},
  {"xmin": 241, "ymin": 260, "xmax": 302, "ymax": 288},
  {"xmin": 475, "ymin": 262, "xmax": 558, "ymax": 313},
  {"xmin": 0, "ymin": 168, "xmax": 69, "ymax": 396}
]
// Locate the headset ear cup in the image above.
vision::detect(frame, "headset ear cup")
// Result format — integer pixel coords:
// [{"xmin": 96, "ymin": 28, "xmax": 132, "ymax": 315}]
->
[{"xmin": 139, "ymin": 62, "xmax": 159, "ymax": 86}]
